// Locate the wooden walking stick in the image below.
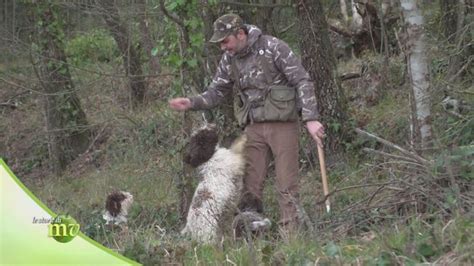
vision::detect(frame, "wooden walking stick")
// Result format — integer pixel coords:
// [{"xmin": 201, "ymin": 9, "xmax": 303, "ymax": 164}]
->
[{"xmin": 314, "ymin": 137, "xmax": 331, "ymax": 213}]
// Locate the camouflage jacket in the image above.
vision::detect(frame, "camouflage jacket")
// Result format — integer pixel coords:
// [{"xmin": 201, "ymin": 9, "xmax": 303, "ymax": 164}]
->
[{"xmin": 190, "ymin": 25, "xmax": 319, "ymax": 122}]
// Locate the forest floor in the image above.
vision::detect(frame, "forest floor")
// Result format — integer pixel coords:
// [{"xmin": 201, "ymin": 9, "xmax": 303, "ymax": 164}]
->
[{"xmin": 1, "ymin": 49, "xmax": 473, "ymax": 265}]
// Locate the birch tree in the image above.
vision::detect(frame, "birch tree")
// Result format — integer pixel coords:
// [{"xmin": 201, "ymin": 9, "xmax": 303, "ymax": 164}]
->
[
  {"xmin": 340, "ymin": 0, "xmax": 349, "ymax": 23},
  {"xmin": 401, "ymin": 0, "xmax": 432, "ymax": 149},
  {"xmin": 351, "ymin": 0, "xmax": 363, "ymax": 31}
]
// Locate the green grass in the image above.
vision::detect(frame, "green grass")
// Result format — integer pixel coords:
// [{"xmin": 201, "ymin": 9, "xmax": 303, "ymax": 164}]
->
[
  {"xmin": 12, "ymin": 83, "xmax": 471, "ymax": 265},
  {"xmin": 4, "ymin": 32, "xmax": 473, "ymax": 266},
  {"xmin": 21, "ymin": 146, "xmax": 474, "ymax": 265}
]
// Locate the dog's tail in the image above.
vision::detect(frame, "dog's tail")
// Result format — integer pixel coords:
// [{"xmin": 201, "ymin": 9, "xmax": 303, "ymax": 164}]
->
[{"xmin": 230, "ymin": 134, "xmax": 247, "ymax": 155}]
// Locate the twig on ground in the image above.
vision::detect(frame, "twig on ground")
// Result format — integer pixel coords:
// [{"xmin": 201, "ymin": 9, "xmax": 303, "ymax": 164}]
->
[
  {"xmin": 367, "ymin": 184, "xmax": 387, "ymax": 206},
  {"xmin": 350, "ymin": 199, "xmax": 418, "ymax": 213},
  {"xmin": 362, "ymin": 148, "xmax": 419, "ymax": 163},
  {"xmin": 315, "ymin": 182, "xmax": 396, "ymax": 206},
  {"xmin": 396, "ymin": 178, "xmax": 450, "ymax": 215},
  {"xmin": 340, "ymin": 72, "xmax": 362, "ymax": 81},
  {"xmin": 356, "ymin": 128, "xmax": 431, "ymax": 165},
  {"xmin": 0, "ymin": 102, "xmax": 17, "ymax": 108}
]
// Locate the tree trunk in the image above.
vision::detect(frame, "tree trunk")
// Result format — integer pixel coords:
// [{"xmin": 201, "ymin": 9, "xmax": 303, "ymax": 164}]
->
[
  {"xmin": 159, "ymin": 0, "xmax": 205, "ymax": 222},
  {"xmin": 401, "ymin": 0, "xmax": 433, "ymax": 150},
  {"xmin": 98, "ymin": 0, "xmax": 146, "ymax": 107},
  {"xmin": 137, "ymin": 0, "xmax": 161, "ymax": 76},
  {"xmin": 178, "ymin": 27, "xmax": 196, "ymax": 222},
  {"xmin": 441, "ymin": 0, "xmax": 458, "ymax": 43},
  {"xmin": 442, "ymin": 0, "xmax": 469, "ymax": 83},
  {"xmin": 381, "ymin": 0, "xmax": 393, "ymax": 16},
  {"xmin": 199, "ymin": 1, "xmax": 239, "ymax": 147},
  {"xmin": 253, "ymin": 0, "xmax": 275, "ymax": 36},
  {"xmin": 295, "ymin": 0, "xmax": 350, "ymax": 154},
  {"xmin": 35, "ymin": 3, "xmax": 90, "ymax": 175},
  {"xmin": 348, "ymin": 0, "xmax": 383, "ymax": 55},
  {"xmin": 200, "ymin": 0, "xmax": 219, "ymax": 77}
]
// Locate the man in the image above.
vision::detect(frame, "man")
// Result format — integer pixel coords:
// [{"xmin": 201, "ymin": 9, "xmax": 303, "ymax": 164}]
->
[{"xmin": 169, "ymin": 14, "xmax": 324, "ymax": 230}]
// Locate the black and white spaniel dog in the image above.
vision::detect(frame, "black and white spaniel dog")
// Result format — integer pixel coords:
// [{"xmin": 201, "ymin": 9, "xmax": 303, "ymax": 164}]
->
[
  {"xmin": 103, "ymin": 191, "xmax": 134, "ymax": 225},
  {"xmin": 181, "ymin": 124, "xmax": 247, "ymax": 243}
]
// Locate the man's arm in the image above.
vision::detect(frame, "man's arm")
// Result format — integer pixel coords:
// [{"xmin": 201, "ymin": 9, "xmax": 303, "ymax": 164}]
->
[
  {"xmin": 169, "ymin": 53, "xmax": 234, "ymax": 111},
  {"xmin": 272, "ymin": 38, "xmax": 324, "ymax": 142},
  {"xmin": 188, "ymin": 53, "xmax": 234, "ymax": 110},
  {"xmin": 271, "ymin": 38, "xmax": 319, "ymax": 122}
]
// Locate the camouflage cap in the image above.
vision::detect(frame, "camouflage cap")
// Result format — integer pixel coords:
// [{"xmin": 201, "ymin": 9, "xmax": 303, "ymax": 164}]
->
[{"xmin": 209, "ymin": 14, "xmax": 244, "ymax": 43}]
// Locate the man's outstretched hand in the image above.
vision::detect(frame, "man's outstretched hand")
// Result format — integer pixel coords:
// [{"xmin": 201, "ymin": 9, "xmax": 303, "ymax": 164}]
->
[{"xmin": 169, "ymin": 98, "xmax": 192, "ymax": 111}]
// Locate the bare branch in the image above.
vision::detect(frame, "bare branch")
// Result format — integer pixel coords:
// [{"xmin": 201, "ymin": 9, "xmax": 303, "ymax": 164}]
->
[
  {"xmin": 315, "ymin": 182, "xmax": 396, "ymax": 205},
  {"xmin": 355, "ymin": 128, "xmax": 431, "ymax": 165},
  {"xmin": 362, "ymin": 147, "xmax": 420, "ymax": 163},
  {"xmin": 448, "ymin": 56, "xmax": 473, "ymax": 83},
  {"xmin": 159, "ymin": 0, "xmax": 190, "ymax": 46},
  {"xmin": 0, "ymin": 102, "xmax": 17, "ymax": 109},
  {"xmin": 219, "ymin": 1, "xmax": 291, "ymax": 8},
  {"xmin": 0, "ymin": 77, "xmax": 44, "ymax": 95},
  {"xmin": 159, "ymin": 0, "xmax": 185, "ymax": 29},
  {"xmin": 327, "ymin": 18, "xmax": 353, "ymax": 37},
  {"xmin": 278, "ymin": 23, "xmax": 295, "ymax": 35},
  {"xmin": 340, "ymin": 72, "xmax": 362, "ymax": 81}
]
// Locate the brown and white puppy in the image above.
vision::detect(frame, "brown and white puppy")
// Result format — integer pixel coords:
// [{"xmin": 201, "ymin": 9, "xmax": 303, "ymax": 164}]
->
[
  {"xmin": 103, "ymin": 191, "xmax": 133, "ymax": 225},
  {"xmin": 181, "ymin": 124, "xmax": 247, "ymax": 243}
]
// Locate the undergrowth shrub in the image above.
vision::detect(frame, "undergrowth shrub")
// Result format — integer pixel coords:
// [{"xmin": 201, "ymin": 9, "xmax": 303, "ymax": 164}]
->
[
  {"xmin": 66, "ymin": 29, "xmax": 118, "ymax": 66},
  {"xmin": 105, "ymin": 105, "xmax": 183, "ymax": 165}
]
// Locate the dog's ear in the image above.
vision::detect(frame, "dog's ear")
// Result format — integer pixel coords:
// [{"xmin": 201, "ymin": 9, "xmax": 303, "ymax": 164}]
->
[
  {"xmin": 184, "ymin": 127, "xmax": 219, "ymax": 167},
  {"xmin": 106, "ymin": 191, "xmax": 126, "ymax": 217},
  {"xmin": 197, "ymin": 127, "xmax": 218, "ymax": 148}
]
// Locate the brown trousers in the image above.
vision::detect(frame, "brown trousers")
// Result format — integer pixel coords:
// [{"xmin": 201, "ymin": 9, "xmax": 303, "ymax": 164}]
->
[{"xmin": 244, "ymin": 121, "xmax": 300, "ymax": 226}]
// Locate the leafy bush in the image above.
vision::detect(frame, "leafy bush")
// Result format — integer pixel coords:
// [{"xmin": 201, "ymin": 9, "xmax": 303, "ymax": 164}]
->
[{"xmin": 66, "ymin": 29, "xmax": 118, "ymax": 65}]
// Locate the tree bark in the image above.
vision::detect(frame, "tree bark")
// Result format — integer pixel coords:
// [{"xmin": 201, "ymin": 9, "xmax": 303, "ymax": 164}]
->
[
  {"xmin": 200, "ymin": 0, "xmax": 218, "ymax": 78},
  {"xmin": 98, "ymin": 0, "xmax": 146, "ymax": 107},
  {"xmin": 381, "ymin": 0, "xmax": 391, "ymax": 15},
  {"xmin": 253, "ymin": 0, "xmax": 275, "ymax": 36},
  {"xmin": 442, "ymin": 0, "xmax": 469, "ymax": 83},
  {"xmin": 199, "ymin": 1, "xmax": 239, "ymax": 147},
  {"xmin": 401, "ymin": 0, "xmax": 433, "ymax": 150},
  {"xmin": 441, "ymin": 0, "xmax": 458, "ymax": 43},
  {"xmin": 295, "ymin": 0, "xmax": 350, "ymax": 154},
  {"xmin": 35, "ymin": 3, "xmax": 90, "ymax": 175}
]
